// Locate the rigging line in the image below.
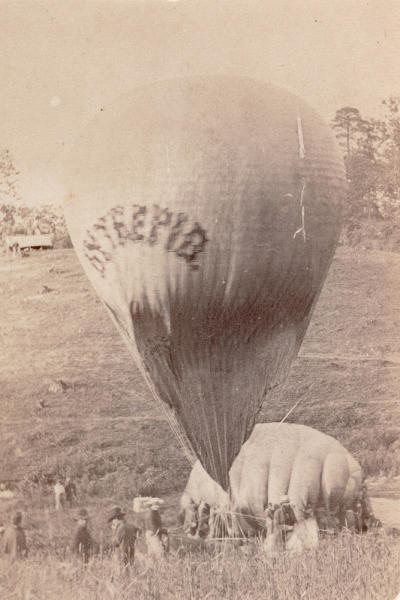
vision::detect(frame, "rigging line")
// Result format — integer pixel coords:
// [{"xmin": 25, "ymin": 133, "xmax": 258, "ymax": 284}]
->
[
  {"xmin": 279, "ymin": 395, "xmax": 304, "ymax": 424},
  {"xmin": 150, "ymin": 360, "xmax": 189, "ymax": 453},
  {"xmin": 126, "ymin": 331, "xmax": 192, "ymax": 461},
  {"xmin": 141, "ymin": 366, "xmax": 195, "ymax": 466},
  {"xmin": 214, "ymin": 508, "xmax": 267, "ymax": 524},
  {"xmin": 191, "ymin": 349, "xmax": 220, "ymax": 483},
  {"xmin": 210, "ymin": 359, "xmax": 227, "ymax": 485}
]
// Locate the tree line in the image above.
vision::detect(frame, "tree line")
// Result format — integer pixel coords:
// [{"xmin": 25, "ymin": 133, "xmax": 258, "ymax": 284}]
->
[{"xmin": 331, "ymin": 97, "xmax": 400, "ymax": 223}]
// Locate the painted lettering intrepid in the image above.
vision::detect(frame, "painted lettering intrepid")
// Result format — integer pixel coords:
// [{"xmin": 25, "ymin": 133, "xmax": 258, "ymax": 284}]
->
[{"xmin": 83, "ymin": 204, "xmax": 209, "ymax": 277}]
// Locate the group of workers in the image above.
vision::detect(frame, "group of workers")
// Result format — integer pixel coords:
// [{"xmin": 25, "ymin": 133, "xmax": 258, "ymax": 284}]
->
[
  {"xmin": 0, "ymin": 479, "xmax": 380, "ymax": 562},
  {"xmin": 0, "ymin": 498, "xmax": 169, "ymax": 565},
  {"xmin": 53, "ymin": 477, "xmax": 77, "ymax": 511},
  {"xmin": 184, "ymin": 484, "xmax": 378, "ymax": 552},
  {"xmin": 71, "ymin": 506, "xmax": 169, "ymax": 565},
  {"xmin": 71, "ymin": 503, "xmax": 169, "ymax": 565}
]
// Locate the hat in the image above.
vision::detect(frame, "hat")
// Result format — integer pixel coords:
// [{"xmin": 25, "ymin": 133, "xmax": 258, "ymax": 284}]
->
[
  {"xmin": 280, "ymin": 495, "xmax": 290, "ymax": 505},
  {"xmin": 12, "ymin": 511, "xmax": 22, "ymax": 526},
  {"xmin": 76, "ymin": 508, "xmax": 89, "ymax": 520},
  {"xmin": 107, "ymin": 506, "xmax": 125, "ymax": 522}
]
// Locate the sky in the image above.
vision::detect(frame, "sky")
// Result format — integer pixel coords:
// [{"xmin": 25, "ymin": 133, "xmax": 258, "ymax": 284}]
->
[{"xmin": 1, "ymin": 0, "xmax": 400, "ymax": 206}]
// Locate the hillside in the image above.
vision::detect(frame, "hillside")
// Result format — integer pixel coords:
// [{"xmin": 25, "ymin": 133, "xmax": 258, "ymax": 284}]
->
[{"xmin": 1, "ymin": 246, "xmax": 400, "ymax": 501}]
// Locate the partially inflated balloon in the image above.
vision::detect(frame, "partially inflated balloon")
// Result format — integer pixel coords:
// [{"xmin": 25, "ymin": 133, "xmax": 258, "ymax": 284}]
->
[{"xmin": 64, "ymin": 76, "xmax": 346, "ymax": 490}]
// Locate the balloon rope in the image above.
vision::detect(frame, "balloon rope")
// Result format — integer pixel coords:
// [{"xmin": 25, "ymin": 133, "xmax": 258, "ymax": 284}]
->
[
  {"xmin": 279, "ymin": 396, "xmax": 304, "ymax": 424},
  {"xmin": 103, "ymin": 303, "xmax": 197, "ymax": 466},
  {"xmin": 144, "ymin": 372, "xmax": 196, "ymax": 466}
]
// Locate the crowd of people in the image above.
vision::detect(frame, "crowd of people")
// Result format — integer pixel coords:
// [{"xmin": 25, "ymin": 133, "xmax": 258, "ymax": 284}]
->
[
  {"xmin": 0, "ymin": 476, "xmax": 384, "ymax": 563},
  {"xmin": 69, "ymin": 504, "xmax": 156, "ymax": 565},
  {"xmin": 0, "ymin": 477, "xmax": 170, "ymax": 565}
]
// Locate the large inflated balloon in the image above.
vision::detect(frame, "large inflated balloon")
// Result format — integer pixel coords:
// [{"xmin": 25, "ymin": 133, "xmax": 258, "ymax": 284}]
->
[{"xmin": 64, "ymin": 76, "xmax": 346, "ymax": 490}]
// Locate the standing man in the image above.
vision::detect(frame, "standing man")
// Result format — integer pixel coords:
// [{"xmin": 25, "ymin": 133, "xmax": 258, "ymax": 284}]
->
[
  {"xmin": 271, "ymin": 495, "xmax": 296, "ymax": 551},
  {"xmin": 65, "ymin": 478, "xmax": 77, "ymax": 508},
  {"xmin": 143, "ymin": 502, "xmax": 169, "ymax": 558},
  {"xmin": 1, "ymin": 512, "xmax": 28, "ymax": 560},
  {"xmin": 108, "ymin": 507, "xmax": 139, "ymax": 566},
  {"xmin": 196, "ymin": 502, "xmax": 210, "ymax": 539},
  {"xmin": 315, "ymin": 507, "xmax": 329, "ymax": 532},
  {"xmin": 54, "ymin": 479, "xmax": 66, "ymax": 511},
  {"xmin": 182, "ymin": 500, "xmax": 198, "ymax": 537},
  {"xmin": 265, "ymin": 502, "xmax": 277, "ymax": 537},
  {"xmin": 359, "ymin": 482, "xmax": 376, "ymax": 531},
  {"xmin": 70, "ymin": 508, "xmax": 94, "ymax": 563}
]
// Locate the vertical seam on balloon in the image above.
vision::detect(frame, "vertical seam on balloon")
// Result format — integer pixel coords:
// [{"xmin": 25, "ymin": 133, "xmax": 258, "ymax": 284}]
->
[
  {"xmin": 293, "ymin": 117, "xmax": 307, "ymax": 243},
  {"xmin": 293, "ymin": 180, "xmax": 307, "ymax": 242},
  {"xmin": 296, "ymin": 117, "xmax": 305, "ymax": 159}
]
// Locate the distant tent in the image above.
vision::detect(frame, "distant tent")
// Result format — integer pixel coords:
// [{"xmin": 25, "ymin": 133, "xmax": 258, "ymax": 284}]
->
[{"xmin": 5, "ymin": 234, "xmax": 53, "ymax": 252}]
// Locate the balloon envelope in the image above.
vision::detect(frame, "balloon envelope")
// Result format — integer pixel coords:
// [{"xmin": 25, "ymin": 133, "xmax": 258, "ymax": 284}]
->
[{"xmin": 64, "ymin": 76, "xmax": 346, "ymax": 490}]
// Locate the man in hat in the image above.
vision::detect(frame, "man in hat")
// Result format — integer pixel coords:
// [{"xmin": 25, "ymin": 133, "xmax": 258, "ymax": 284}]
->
[
  {"xmin": 272, "ymin": 495, "xmax": 297, "ymax": 549},
  {"xmin": 71, "ymin": 508, "xmax": 94, "ymax": 563},
  {"xmin": 108, "ymin": 507, "xmax": 139, "ymax": 566},
  {"xmin": 143, "ymin": 502, "xmax": 169, "ymax": 558},
  {"xmin": 1, "ymin": 512, "xmax": 28, "ymax": 560}
]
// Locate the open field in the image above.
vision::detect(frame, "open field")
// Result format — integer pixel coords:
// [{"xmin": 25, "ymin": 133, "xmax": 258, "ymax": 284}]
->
[{"xmin": 1, "ymin": 246, "xmax": 400, "ymax": 598}]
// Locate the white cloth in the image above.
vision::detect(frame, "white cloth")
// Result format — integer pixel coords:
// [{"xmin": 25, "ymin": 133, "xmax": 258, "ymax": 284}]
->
[
  {"xmin": 287, "ymin": 518, "xmax": 319, "ymax": 554},
  {"xmin": 54, "ymin": 483, "xmax": 65, "ymax": 510},
  {"xmin": 144, "ymin": 531, "xmax": 165, "ymax": 559}
]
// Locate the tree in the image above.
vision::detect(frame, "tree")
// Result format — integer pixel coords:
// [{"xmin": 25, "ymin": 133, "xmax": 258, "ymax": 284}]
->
[
  {"xmin": 0, "ymin": 150, "xmax": 21, "ymax": 240},
  {"xmin": 331, "ymin": 107, "xmax": 387, "ymax": 221},
  {"xmin": 380, "ymin": 97, "xmax": 400, "ymax": 208},
  {"xmin": 332, "ymin": 107, "xmax": 366, "ymax": 157},
  {"xmin": 0, "ymin": 149, "xmax": 20, "ymax": 205}
]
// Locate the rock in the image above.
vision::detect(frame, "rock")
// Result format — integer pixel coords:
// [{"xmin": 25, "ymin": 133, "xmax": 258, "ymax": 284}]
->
[
  {"xmin": 48, "ymin": 380, "xmax": 68, "ymax": 394},
  {"xmin": 40, "ymin": 285, "xmax": 53, "ymax": 294}
]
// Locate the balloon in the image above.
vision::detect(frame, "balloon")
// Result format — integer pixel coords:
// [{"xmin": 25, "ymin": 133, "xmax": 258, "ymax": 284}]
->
[{"xmin": 64, "ymin": 76, "xmax": 346, "ymax": 490}]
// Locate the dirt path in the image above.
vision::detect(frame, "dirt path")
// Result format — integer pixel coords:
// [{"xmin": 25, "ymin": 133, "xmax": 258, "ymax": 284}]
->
[
  {"xmin": 299, "ymin": 351, "xmax": 400, "ymax": 366},
  {"xmin": 370, "ymin": 497, "xmax": 400, "ymax": 528},
  {"xmin": 0, "ymin": 414, "xmax": 166, "ymax": 426}
]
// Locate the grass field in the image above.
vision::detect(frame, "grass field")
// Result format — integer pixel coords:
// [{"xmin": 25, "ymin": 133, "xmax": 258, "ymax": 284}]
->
[
  {"xmin": 1, "ymin": 246, "xmax": 400, "ymax": 598},
  {"xmin": 1, "ymin": 533, "xmax": 400, "ymax": 600}
]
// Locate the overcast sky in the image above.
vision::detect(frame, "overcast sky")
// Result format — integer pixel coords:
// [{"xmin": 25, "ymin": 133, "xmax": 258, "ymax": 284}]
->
[{"xmin": 1, "ymin": 0, "xmax": 400, "ymax": 206}]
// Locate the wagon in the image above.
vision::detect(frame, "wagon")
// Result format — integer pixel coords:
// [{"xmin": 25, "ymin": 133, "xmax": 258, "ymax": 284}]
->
[{"xmin": 5, "ymin": 234, "xmax": 53, "ymax": 255}]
